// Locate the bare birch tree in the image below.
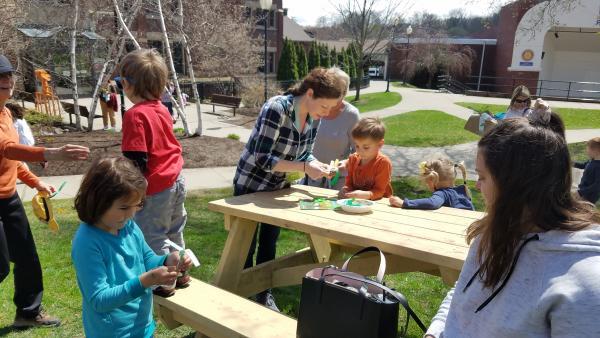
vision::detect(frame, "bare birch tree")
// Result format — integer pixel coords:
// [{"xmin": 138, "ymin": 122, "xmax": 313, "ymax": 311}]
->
[
  {"xmin": 111, "ymin": 0, "xmax": 191, "ymax": 135},
  {"xmin": 334, "ymin": 0, "xmax": 411, "ymax": 101},
  {"xmin": 88, "ymin": 0, "xmax": 143, "ymax": 131},
  {"xmin": 70, "ymin": 0, "xmax": 82, "ymax": 130}
]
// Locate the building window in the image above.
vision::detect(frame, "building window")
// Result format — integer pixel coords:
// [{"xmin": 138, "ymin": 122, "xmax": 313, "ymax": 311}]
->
[
  {"xmin": 268, "ymin": 52, "xmax": 275, "ymax": 73},
  {"xmin": 269, "ymin": 10, "xmax": 275, "ymax": 27}
]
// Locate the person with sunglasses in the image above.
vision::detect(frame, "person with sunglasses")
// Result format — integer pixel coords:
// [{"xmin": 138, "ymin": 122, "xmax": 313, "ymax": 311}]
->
[
  {"xmin": 506, "ymin": 85, "xmax": 551, "ymax": 123},
  {"xmin": 0, "ymin": 54, "xmax": 90, "ymax": 329}
]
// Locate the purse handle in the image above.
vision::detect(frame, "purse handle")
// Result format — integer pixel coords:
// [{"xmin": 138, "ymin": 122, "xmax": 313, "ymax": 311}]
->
[
  {"xmin": 321, "ymin": 271, "xmax": 427, "ymax": 334},
  {"xmin": 341, "ymin": 246, "xmax": 386, "ymax": 283}
]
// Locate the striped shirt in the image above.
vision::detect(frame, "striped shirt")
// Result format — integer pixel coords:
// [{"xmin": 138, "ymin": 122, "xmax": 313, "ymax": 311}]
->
[{"xmin": 234, "ymin": 95, "xmax": 319, "ymax": 194}]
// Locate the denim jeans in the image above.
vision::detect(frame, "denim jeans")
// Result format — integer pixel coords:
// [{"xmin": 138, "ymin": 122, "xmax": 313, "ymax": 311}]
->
[
  {"xmin": 135, "ymin": 175, "xmax": 187, "ymax": 254},
  {"xmin": 233, "ymin": 185, "xmax": 281, "ymax": 270}
]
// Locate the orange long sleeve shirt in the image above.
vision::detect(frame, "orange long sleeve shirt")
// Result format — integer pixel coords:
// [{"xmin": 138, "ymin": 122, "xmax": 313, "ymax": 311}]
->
[
  {"xmin": 0, "ymin": 106, "xmax": 45, "ymax": 198},
  {"xmin": 344, "ymin": 152, "xmax": 393, "ymax": 200}
]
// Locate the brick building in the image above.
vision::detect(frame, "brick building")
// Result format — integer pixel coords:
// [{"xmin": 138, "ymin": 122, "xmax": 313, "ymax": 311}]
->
[{"xmin": 388, "ymin": 0, "xmax": 600, "ymax": 100}]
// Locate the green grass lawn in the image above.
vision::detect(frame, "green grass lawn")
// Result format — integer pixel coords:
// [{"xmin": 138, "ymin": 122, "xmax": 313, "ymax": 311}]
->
[
  {"xmin": 1, "ymin": 177, "xmax": 483, "ymax": 338},
  {"xmin": 346, "ymin": 91, "xmax": 402, "ymax": 113},
  {"xmin": 569, "ymin": 142, "xmax": 589, "ymax": 163},
  {"xmin": 383, "ymin": 110, "xmax": 480, "ymax": 147},
  {"xmin": 456, "ymin": 102, "xmax": 600, "ymax": 129},
  {"xmin": 392, "ymin": 82, "xmax": 417, "ymax": 88}
]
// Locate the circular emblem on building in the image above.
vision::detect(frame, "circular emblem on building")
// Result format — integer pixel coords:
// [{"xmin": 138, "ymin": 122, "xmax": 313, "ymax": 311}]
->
[{"xmin": 522, "ymin": 49, "xmax": 534, "ymax": 61}]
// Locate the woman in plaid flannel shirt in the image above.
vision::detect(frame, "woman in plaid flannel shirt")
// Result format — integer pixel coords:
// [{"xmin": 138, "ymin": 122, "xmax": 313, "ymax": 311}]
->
[{"xmin": 233, "ymin": 67, "xmax": 347, "ymax": 311}]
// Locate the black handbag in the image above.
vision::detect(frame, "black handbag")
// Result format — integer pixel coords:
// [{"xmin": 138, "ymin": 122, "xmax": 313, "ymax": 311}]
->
[{"xmin": 296, "ymin": 247, "xmax": 426, "ymax": 338}]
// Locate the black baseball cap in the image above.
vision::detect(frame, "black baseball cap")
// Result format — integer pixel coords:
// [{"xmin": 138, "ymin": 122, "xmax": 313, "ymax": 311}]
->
[{"xmin": 0, "ymin": 55, "xmax": 15, "ymax": 73}]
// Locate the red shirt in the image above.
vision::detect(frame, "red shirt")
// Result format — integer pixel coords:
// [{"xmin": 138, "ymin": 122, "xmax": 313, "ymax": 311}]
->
[
  {"xmin": 0, "ymin": 106, "xmax": 45, "ymax": 198},
  {"xmin": 344, "ymin": 152, "xmax": 393, "ymax": 200},
  {"xmin": 121, "ymin": 100, "xmax": 183, "ymax": 195}
]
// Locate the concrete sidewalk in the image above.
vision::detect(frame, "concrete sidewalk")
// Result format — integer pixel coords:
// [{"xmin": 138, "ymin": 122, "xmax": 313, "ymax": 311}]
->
[{"xmin": 17, "ymin": 166, "xmax": 237, "ymax": 201}]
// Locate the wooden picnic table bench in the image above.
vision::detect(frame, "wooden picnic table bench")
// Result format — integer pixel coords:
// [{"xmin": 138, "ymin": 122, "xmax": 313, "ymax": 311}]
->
[
  {"xmin": 60, "ymin": 101, "xmax": 102, "ymax": 128},
  {"xmin": 154, "ymin": 277, "xmax": 296, "ymax": 338},
  {"xmin": 208, "ymin": 185, "xmax": 484, "ymax": 298},
  {"xmin": 203, "ymin": 94, "xmax": 242, "ymax": 116}
]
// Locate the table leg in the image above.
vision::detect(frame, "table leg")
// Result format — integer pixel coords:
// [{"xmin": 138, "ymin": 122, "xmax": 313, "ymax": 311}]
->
[
  {"xmin": 439, "ymin": 266, "xmax": 461, "ymax": 286},
  {"xmin": 307, "ymin": 234, "xmax": 341, "ymax": 263},
  {"xmin": 212, "ymin": 216, "xmax": 258, "ymax": 293}
]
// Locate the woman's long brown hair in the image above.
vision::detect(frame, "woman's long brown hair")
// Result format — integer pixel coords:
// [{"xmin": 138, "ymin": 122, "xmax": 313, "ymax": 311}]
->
[{"xmin": 467, "ymin": 118, "xmax": 599, "ymax": 288}]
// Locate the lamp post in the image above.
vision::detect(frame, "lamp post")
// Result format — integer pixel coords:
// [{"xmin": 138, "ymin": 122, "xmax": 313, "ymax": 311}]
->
[
  {"xmin": 385, "ymin": 20, "xmax": 399, "ymax": 92},
  {"xmin": 403, "ymin": 25, "xmax": 413, "ymax": 85},
  {"xmin": 259, "ymin": 0, "xmax": 272, "ymax": 103}
]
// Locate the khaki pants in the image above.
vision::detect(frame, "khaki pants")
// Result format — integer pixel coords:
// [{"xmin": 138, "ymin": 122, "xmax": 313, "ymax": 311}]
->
[{"xmin": 99, "ymin": 101, "xmax": 116, "ymax": 128}]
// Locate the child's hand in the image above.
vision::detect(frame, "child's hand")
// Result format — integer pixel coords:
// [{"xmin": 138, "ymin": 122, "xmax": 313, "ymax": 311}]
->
[
  {"xmin": 339, "ymin": 186, "xmax": 349, "ymax": 198},
  {"xmin": 345, "ymin": 190, "xmax": 372, "ymax": 200},
  {"xmin": 165, "ymin": 251, "xmax": 193, "ymax": 272},
  {"xmin": 389, "ymin": 196, "xmax": 404, "ymax": 208},
  {"xmin": 140, "ymin": 266, "xmax": 178, "ymax": 288}
]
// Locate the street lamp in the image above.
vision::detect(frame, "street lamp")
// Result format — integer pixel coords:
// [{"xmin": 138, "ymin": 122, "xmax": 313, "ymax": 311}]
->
[
  {"xmin": 403, "ymin": 25, "xmax": 413, "ymax": 85},
  {"xmin": 385, "ymin": 21, "xmax": 399, "ymax": 92},
  {"xmin": 259, "ymin": 0, "xmax": 272, "ymax": 103}
]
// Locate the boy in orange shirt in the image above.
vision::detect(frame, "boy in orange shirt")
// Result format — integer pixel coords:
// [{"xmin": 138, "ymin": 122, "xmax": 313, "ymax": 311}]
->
[{"xmin": 340, "ymin": 117, "xmax": 393, "ymax": 200}]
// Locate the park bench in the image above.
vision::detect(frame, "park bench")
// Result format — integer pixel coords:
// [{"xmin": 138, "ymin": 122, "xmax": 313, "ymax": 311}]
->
[
  {"xmin": 204, "ymin": 94, "xmax": 242, "ymax": 116},
  {"xmin": 60, "ymin": 102, "xmax": 102, "ymax": 128},
  {"xmin": 154, "ymin": 277, "xmax": 297, "ymax": 338}
]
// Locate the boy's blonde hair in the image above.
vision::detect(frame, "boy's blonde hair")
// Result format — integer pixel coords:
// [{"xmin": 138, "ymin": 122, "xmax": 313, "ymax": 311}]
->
[
  {"xmin": 119, "ymin": 49, "xmax": 168, "ymax": 100},
  {"xmin": 351, "ymin": 117, "xmax": 385, "ymax": 141},
  {"xmin": 588, "ymin": 137, "xmax": 600, "ymax": 153},
  {"xmin": 419, "ymin": 156, "xmax": 471, "ymax": 197}
]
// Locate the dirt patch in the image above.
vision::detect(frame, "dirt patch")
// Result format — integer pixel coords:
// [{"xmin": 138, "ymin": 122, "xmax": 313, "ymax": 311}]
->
[{"xmin": 28, "ymin": 130, "xmax": 246, "ymax": 177}]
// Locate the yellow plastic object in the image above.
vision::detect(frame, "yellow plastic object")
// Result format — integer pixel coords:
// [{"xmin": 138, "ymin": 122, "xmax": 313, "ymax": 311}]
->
[{"xmin": 32, "ymin": 191, "xmax": 59, "ymax": 232}]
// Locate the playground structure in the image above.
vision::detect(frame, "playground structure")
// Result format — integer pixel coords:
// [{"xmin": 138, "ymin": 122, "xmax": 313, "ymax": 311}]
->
[{"xmin": 34, "ymin": 69, "xmax": 61, "ymax": 116}]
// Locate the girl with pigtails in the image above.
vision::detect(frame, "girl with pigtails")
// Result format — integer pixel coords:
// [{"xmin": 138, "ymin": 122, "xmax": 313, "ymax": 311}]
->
[{"xmin": 389, "ymin": 157, "xmax": 474, "ymax": 210}]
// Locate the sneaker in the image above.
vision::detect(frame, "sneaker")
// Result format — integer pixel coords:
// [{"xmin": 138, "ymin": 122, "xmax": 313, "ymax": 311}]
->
[
  {"xmin": 256, "ymin": 291, "xmax": 280, "ymax": 312},
  {"xmin": 13, "ymin": 309, "xmax": 61, "ymax": 328},
  {"xmin": 152, "ymin": 286, "xmax": 176, "ymax": 298},
  {"xmin": 176, "ymin": 273, "xmax": 191, "ymax": 288},
  {"xmin": 102, "ymin": 126, "xmax": 109, "ymax": 130}
]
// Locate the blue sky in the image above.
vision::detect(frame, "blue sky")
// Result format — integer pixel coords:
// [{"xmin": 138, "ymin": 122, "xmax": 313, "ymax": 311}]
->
[{"xmin": 282, "ymin": 0, "xmax": 499, "ymax": 26}]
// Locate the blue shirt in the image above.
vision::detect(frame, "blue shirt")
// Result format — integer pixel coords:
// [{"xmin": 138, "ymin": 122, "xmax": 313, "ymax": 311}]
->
[
  {"xmin": 575, "ymin": 160, "xmax": 600, "ymax": 204},
  {"xmin": 402, "ymin": 185, "xmax": 474, "ymax": 211},
  {"xmin": 71, "ymin": 219, "xmax": 167, "ymax": 338},
  {"xmin": 234, "ymin": 94, "xmax": 319, "ymax": 194}
]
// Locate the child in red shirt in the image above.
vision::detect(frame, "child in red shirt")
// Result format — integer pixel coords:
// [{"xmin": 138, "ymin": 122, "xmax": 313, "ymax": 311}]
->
[
  {"xmin": 340, "ymin": 117, "xmax": 393, "ymax": 200},
  {"xmin": 118, "ymin": 49, "xmax": 188, "ymax": 297}
]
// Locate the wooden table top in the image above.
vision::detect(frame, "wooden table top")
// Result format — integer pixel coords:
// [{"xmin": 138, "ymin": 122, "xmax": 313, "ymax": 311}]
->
[{"xmin": 208, "ymin": 185, "xmax": 485, "ymax": 271}]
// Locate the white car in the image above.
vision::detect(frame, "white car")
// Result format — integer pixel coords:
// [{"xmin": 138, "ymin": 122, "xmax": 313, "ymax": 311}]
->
[{"xmin": 368, "ymin": 68, "xmax": 380, "ymax": 77}]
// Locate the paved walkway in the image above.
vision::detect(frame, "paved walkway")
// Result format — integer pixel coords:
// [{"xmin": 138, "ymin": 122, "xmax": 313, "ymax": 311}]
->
[{"xmin": 21, "ymin": 80, "xmax": 596, "ymax": 198}]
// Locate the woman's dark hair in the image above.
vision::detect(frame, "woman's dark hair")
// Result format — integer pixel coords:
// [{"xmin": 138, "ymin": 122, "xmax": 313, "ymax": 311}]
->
[
  {"xmin": 75, "ymin": 157, "xmax": 147, "ymax": 226},
  {"xmin": 285, "ymin": 67, "xmax": 344, "ymax": 99},
  {"xmin": 5, "ymin": 102, "xmax": 26, "ymax": 120},
  {"xmin": 467, "ymin": 118, "xmax": 599, "ymax": 288}
]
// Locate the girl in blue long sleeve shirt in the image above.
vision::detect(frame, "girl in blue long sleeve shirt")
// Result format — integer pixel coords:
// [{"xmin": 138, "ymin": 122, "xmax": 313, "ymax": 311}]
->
[
  {"xmin": 389, "ymin": 157, "xmax": 474, "ymax": 211},
  {"xmin": 71, "ymin": 157, "xmax": 191, "ymax": 338}
]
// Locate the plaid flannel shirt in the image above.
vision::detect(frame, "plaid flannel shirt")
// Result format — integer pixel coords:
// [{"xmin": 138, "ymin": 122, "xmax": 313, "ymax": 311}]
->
[{"xmin": 234, "ymin": 95, "xmax": 320, "ymax": 195}]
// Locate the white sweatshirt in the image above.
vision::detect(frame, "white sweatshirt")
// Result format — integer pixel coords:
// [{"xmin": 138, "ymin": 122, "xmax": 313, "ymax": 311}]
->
[{"xmin": 426, "ymin": 225, "xmax": 600, "ymax": 338}]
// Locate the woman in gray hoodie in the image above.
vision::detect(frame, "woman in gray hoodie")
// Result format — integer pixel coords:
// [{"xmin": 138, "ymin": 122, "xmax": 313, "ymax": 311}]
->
[{"xmin": 425, "ymin": 118, "xmax": 600, "ymax": 338}]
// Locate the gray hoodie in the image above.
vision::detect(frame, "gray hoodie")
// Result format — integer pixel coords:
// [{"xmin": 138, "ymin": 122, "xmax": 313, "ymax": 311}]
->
[{"xmin": 426, "ymin": 224, "xmax": 600, "ymax": 338}]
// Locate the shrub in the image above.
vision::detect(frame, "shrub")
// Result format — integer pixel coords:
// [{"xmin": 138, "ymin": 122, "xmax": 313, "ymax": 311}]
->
[
  {"xmin": 238, "ymin": 77, "xmax": 283, "ymax": 108},
  {"xmin": 26, "ymin": 109, "xmax": 62, "ymax": 126},
  {"xmin": 227, "ymin": 133, "xmax": 240, "ymax": 141}
]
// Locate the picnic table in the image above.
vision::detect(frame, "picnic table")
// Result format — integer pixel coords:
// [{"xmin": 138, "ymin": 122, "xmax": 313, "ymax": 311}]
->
[{"xmin": 208, "ymin": 184, "xmax": 485, "ymax": 297}]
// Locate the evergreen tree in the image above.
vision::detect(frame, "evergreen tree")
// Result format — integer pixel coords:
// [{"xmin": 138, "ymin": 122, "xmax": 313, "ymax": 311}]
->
[
  {"xmin": 346, "ymin": 47, "xmax": 357, "ymax": 78},
  {"xmin": 296, "ymin": 42, "xmax": 309, "ymax": 78},
  {"xmin": 320, "ymin": 43, "xmax": 331, "ymax": 68},
  {"xmin": 277, "ymin": 38, "xmax": 299, "ymax": 81},
  {"xmin": 330, "ymin": 48, "xmax": 337, "ymax": 67},
  {"xmin": 308, "ymin": 40, "xmax": 320, "ymax": 71},
  {"xmin": 337, "ymin": 47, "xmax": 347, "ymax": 72}
]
